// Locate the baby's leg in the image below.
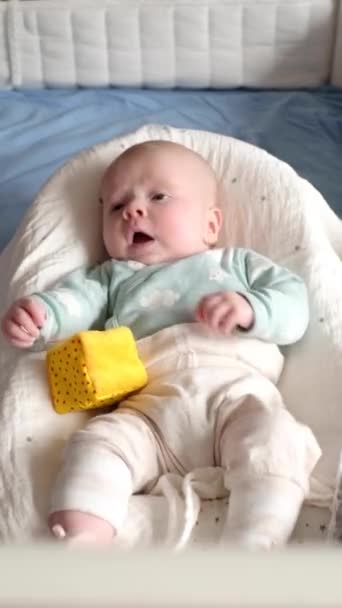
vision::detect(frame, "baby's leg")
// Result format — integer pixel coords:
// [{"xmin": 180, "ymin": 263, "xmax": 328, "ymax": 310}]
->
[
  {"xmin": 217, "ymin": 381, "xmax": 321, "ymax": 549},
  {"xmin": 49, "ymin": 410, "xmax": 163, "ymax": 544}
]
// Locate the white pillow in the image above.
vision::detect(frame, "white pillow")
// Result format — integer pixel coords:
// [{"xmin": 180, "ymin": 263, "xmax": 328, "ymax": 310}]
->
[{"xmin": 0, "ymin": 123, "xmax": 342, "ymax": 540}]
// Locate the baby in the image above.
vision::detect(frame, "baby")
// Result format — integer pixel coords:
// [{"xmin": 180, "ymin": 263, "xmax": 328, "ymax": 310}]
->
[{"xmin": 1, "ymin": 140, "xmax": 321, "ymax": 548}]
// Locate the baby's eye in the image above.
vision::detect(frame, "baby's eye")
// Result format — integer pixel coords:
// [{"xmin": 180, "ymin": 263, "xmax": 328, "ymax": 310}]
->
[
  {"xmin": 111, "ymin": 202, "xmax": 124, "ymax": 212},
  {"xmin": 151, "ymin": 192, "xmax": 168, "ymax": 202}
]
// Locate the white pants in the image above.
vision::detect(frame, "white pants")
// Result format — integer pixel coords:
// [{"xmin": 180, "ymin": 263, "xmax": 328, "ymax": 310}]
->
[{"xmin": 51, "ymin": 324, "xmax": 321, "ymax": 543}]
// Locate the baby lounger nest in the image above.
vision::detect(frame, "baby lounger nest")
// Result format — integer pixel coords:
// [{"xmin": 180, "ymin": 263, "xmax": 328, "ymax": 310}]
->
[{"xmin": 0, "ymin": 123, "xmax": 342, "ymax": 545}]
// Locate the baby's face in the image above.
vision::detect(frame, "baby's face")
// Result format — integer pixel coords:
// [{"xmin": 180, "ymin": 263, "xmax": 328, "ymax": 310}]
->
[{"xmin": 100, "ymin": 142, "xmax": 222, "ymax": 265}]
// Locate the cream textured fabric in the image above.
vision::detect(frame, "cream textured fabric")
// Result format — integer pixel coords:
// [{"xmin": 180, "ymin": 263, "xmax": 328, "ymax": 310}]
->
[
  {"xmin": 0, "ymin": 0, "xmax": 339, "ymax": 88},
  {"xmin": 49, "ymin": 324, "xmax": 320, "ymax": 548},
  {"xmin": 0, "ymin": 123, "xmax": 341, "ymax": 544}
]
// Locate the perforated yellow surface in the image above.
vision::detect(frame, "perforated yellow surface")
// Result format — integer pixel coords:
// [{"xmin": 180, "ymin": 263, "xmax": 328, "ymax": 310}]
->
[{"xmin": 47, "ymin": 327, "xmax": 147, "ymax": 414}]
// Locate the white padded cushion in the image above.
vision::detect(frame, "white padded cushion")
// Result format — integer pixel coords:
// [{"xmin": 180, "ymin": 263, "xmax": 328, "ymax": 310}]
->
[
  {"xmin": 0, "ymin": 0, "xmax": 337, "ymax": 89},
  {"xmin": 1, "ymin": 123, "xmax": 342, "ymax": 540}
]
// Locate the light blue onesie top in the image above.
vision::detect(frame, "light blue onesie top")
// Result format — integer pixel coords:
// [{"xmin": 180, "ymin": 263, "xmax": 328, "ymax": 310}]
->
[{"xmin": 34, "ymin": 248, "xmax": 308, "ymax": 347}]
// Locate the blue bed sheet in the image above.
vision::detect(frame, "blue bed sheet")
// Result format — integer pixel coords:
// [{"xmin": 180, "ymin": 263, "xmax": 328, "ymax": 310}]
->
[{"xmin": 0, "ymin": 87, "xmax": 341, "ymax": 253}]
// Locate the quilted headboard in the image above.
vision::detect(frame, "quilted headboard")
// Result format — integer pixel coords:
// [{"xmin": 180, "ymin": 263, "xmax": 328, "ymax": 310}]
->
[{"xmin": 0, "ymin": 0, "xmax": 341, "ymax": 89}]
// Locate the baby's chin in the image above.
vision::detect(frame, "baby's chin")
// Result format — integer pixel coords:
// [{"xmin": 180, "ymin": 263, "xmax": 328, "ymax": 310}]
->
[
  {"xmin": 108, "ymin": 249, "xmax": 167, "ymax": 265},
  {"xmin": 128, "ymin": 252, "xmax": 168, "ymax": 265},
  {"xmin": 108, "ymin": 245, "xmax": 210, "ymax": 265}
]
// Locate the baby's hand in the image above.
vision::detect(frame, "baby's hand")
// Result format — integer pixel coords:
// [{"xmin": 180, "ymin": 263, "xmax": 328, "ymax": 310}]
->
[
  {"xmin": 1, "ymin": 297, "xmax": 46, "ymax": 348},
  {"xmin": 195, "ymin": 291, "xmax": 254, "ymax": 336}
]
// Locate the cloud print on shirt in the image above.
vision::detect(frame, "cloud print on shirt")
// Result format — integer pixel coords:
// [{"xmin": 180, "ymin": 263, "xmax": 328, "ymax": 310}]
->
[
  {"xmin": 139, "ymin": 289, "xmax": 180, "ymax": 308},
  {"xmin": 209, "ymin": 268, "xmax": 226, "ymax": 282},
  {"xmin": 51, "ymin": 289, "xmax": 84, "ymax": 316}
]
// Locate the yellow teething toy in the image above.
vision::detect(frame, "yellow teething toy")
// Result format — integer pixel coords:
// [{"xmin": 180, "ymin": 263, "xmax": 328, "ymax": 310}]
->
[{"xmin": 47, "ymin": 327, "xmax": 147, "ymax": 414}]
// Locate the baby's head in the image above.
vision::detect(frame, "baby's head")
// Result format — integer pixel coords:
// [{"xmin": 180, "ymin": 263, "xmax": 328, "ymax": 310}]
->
[{"xmin": 100, "ymin": 140, "xmax": 222, "ymax": 265}]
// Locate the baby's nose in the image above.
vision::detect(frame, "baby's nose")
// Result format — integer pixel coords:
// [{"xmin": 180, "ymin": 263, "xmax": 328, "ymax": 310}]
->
[{"xmin": 123, "ymin": 198, "xmax": 146, "ymax": 219}]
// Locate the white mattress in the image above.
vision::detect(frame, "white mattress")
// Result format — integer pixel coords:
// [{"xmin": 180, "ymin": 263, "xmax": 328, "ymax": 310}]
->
[{"xmin": 0, "ymin": 0, "xmax": 341, "ymax": 89}]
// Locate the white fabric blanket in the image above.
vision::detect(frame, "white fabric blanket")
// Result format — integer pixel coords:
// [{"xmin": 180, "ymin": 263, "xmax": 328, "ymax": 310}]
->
[{"xmin": 0, "ymin": 124, "xmax": 342, "ymax": 545}]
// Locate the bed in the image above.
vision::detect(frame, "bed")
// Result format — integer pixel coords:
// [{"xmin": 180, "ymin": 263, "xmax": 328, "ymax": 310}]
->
[{"xmin": 1, "ymin": 0, "xmax": 342, "ymax": 606}]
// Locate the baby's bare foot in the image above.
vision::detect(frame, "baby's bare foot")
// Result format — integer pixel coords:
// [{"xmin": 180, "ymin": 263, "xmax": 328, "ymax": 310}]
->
[{"xmin": 49, "ymin": 510, "xmax": 115, "ymax": 546}]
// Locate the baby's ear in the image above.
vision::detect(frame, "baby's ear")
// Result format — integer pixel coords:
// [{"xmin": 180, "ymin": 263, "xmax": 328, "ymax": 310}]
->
[{"xmin": 206, "ymin": 207, "xmax": 222, "ymax": 245}]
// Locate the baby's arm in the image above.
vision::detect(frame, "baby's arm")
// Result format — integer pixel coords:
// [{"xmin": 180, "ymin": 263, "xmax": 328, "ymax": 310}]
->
[
  {"xmin": 1, "ymin": 263, "xmax": 112, "ymax": 349},
  {"xmin": 196, "ymin": 248, "xmax": 309, "ymax": 345}
]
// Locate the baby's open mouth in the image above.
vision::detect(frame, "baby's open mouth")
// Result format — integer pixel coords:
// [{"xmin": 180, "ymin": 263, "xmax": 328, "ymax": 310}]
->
[{"xmin": 133, "ymin": 231, "xmax": 154, "ymax": 244}]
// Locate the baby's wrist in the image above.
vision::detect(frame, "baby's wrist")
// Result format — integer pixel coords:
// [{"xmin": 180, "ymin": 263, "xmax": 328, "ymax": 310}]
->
[{"xmin": 237, "ymin": 294, "xmax": 255, "ymax": 330}]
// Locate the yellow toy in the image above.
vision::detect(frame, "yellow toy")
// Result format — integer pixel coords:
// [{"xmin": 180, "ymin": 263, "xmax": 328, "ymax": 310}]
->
[{"xmin": 47, "ymin": 327, "xmax": 147, "ymax": 414}]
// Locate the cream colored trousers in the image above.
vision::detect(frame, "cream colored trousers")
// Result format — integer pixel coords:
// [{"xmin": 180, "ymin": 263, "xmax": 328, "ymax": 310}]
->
[{"xmin": 51, "ymin": 324, "xmax": 321, "ymax": 547}]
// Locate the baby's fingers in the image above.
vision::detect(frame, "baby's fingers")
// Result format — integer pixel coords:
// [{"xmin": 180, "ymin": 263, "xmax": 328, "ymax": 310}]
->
[
  {"xmin": 205, "ymin": 301, "xmax": 232, "ymax": 330},
  {"xmin": 195, "ymin": 293, "xmax": 223, "ymax": 322},
  {"xmin": 1, "ymin": 318, "xmax": 35, "ymax": 347},
  {"xmin": 217, "ymin": 310, "xmax": 239, "ymax": 335},
  {"xmin": 20, "ymin": 297, "xmax": 46, "ymax": 328},
  {"xmin": 10, "ymin": 307, "xmax": 41, "ymax": 339},
  {"xmin": 5, "ymin": 335, "xmax": 34, "ymax": 349}
]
